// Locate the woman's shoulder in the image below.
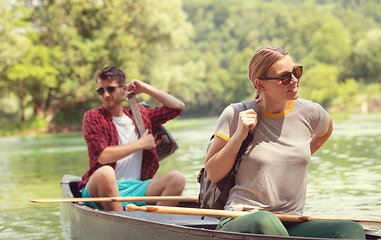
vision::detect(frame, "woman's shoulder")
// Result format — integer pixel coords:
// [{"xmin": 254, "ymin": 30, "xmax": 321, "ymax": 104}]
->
[
  {"xmin": 295, "ymin": 98, "xmax": 315, "ymax": 105},
  {"xmin": 230, "ymin": 102, "xmax": 246, "ymax": 111},
  {"xmin": 294, "ymin": 98, "xmax": 328, "ymax": 123},
  {"xmin": 295, "ymin": 98, "xmax": 324, "ymax": 111},
  {"xmin": 219, "ymin": 102, "xmax": 248, "ymax": 118},
  {"xmin": 229, "ymin": 100, "xmax": 257, "ymax": 112}
]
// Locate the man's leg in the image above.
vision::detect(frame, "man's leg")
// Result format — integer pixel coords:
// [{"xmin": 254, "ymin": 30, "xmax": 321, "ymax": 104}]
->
[
  {"xmin": 145, "ymin": 170, "xmax": 186, "ymax": 206},
  {"xmin": 86, "ymin": 165, "xmax": 123, "ymax": 211}
]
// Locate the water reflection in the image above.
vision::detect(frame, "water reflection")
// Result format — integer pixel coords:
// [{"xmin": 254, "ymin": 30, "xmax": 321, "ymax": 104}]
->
[
  {"xmin": 0, "ymin": 117, "xmax": 380, "ymax": 239},
  {"xmin": 305, "ymin": 121, "xmax": 381, "ymax": 224}
]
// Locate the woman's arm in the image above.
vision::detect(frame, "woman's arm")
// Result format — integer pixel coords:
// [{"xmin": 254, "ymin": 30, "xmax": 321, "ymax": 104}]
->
[
  {"xmin": 205, "ymin": 109, "xmax": 257, "ymax": 183},
  {"xmin": 205, "ymin": 135, "xmax": 244, "ymax": 183},
  {"xmin": 310, "ymin": 117, "xmax": 333, "ymax": 155}
]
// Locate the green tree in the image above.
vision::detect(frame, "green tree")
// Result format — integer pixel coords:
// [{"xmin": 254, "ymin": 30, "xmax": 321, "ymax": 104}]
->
[
  {"xmin": 0, "ymin": 0, "xmax": 32, "ymax": 121},
  {"xmin": 307, "ymin": 18, "xmax": 351, "ymax": 68},
  {"xmin": 300, "ymin": 63, "xmax": 340, "ymax": 107},
  {"xmin": 6, "ymin": 45, "xmax": 61, "ymax": 120},
  {"xmin": 1, "ymin": 0, "xmax": 193, "ymax": 124},
  {"xmin": 3, "ymin": 0, "xmax": 381, "ymax": 132},
  {"xmin": 353, "ymin": 28, "xmax": 381, "ymax": 83},
  {"xmin": 332, "ymin": 78, "xmax": 364, "ymax": 112},
  {"xmin": 227, "ymin": 47, "xmax": 255, "ymax": 102}
]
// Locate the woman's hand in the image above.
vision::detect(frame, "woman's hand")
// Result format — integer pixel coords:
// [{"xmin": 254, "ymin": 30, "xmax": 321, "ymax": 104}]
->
[
  {"xmin": 205, "ymin": 108, "xmax": 258, "ymax": 183},
  {"xmin": 236, "ymin": 109, "xmax": 258, "ymax": 141}
]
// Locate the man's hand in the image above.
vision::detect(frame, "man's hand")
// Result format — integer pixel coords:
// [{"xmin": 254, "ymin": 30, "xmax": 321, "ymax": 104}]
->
[
  {"xmin": 127, "ymin": 79, "xmax": 147, "ymax": 95},
  {"xmin": 126, "ymin": 79, "xmax": 185, "ymax": 109},
  {"xmin": 138, "ymin": 129, "xmax": 156, "ymax": 150}
]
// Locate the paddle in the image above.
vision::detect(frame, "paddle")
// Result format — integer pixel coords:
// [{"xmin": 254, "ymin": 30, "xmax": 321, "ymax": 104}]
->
[
  {"xmin": 126, "ymin": 204, "xmax": 381, "ymax": 228},
  {"xmin": 29, "ymin": 196, "xmax": 199, "ymax": 203}
]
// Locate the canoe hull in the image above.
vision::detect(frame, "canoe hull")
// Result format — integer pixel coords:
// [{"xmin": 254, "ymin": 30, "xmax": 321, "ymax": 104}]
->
[{"xmin": 60, "ymin": 175, "xmax": 381, "ymax": 240}]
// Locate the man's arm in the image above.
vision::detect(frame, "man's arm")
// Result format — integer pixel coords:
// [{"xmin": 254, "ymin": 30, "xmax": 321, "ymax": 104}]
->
[
  {"xmin": 98, "ymin": 129, "xmax": 155, "ymax": 165},
  {"xmin": 127, "ymin": 79, "xmax": 185, "ymax": 109},
  {"xmin": 310, "ymin": 117, "xmax": 333, "ymax": 155},
  {"xmin": 97, "ymin": 80, "xmax": 185, "ymax": 165}
]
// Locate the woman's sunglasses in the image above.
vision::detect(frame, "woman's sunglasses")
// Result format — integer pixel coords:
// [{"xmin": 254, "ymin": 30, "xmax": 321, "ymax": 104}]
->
[
  {"xmin": 96, "ymin": 85, "xmax": 124, "ymax": 95},
  {"xmin": 258, "ymin": 65, "xmax": 303, "ymax": 85}
]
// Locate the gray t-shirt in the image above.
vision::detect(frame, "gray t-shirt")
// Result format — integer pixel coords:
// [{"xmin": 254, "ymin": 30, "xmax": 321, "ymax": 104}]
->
[{"xmin": 214, "ymin": 98, "xmax": 330, "ymax": 215}]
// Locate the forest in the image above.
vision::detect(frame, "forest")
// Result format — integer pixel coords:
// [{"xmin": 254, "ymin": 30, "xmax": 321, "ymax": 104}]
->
[{"xmin": 1, "ymin": 0, "xmax": 381, "ymax": 135}]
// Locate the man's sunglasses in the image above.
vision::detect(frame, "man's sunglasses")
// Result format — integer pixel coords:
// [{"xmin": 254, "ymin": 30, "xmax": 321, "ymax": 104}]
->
[
  {"xmin": 258, "ymin": 65, "xmax": 303, "ymax": 85},
  {"xmin": 96, "ymin": 85, "xmax": 124, "ymax": 95}
]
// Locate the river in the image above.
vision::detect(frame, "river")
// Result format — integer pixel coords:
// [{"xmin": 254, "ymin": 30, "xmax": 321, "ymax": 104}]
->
[{"xmin": 0, "ymin": 116, "xmax": 380, "ymax": 239}]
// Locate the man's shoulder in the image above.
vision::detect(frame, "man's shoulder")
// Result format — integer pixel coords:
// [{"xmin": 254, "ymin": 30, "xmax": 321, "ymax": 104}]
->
[
  {"xmin": 123, "ymin": 106, "xmax": 132, "ymax": 114},
  {"xmin": 85, "ymin": 106, "xmax": 107, "ymax": 116},
  {"xmin": 83, "ymin": 107, "xmax": 114, "ymax": 124}
]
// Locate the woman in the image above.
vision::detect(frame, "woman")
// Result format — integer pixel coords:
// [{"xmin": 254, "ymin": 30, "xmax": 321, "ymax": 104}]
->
[{"xmin": 204, "ymin": 46, "xmax": 365, "ymax": 238}]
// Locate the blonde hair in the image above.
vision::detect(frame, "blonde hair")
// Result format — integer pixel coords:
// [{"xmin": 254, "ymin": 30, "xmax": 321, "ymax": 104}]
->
[{"xmin": 248, "ymin": 46, "xmax": 288, "ymax": 98}]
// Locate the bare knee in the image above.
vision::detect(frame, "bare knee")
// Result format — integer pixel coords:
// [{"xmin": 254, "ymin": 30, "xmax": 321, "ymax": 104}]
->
[
  {"xmin": 94, "ymin": 165, "xmax": 116, "ymax": 183},
  {"xmin": 145, "ymin": 170, "xmax": 186, "ymax": 198},
  {"xmin": 167, "ymin": 170, "xmax": 186, "ymax": 193},
  {"xmin": 88, "ymin": 166, "xmax": 117, "ymax": 196}
]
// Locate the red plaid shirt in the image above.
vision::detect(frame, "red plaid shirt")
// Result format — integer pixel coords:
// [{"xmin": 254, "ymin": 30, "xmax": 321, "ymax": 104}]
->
[{"xmin": 78, "ymin": 105, "xmax": 183, "ymax": 191}]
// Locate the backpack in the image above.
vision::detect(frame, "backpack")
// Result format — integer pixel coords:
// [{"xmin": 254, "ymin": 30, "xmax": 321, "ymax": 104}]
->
[
  {"xmin": 127, "ymin": 92, "xmax": 178, "ymax": 161},
  {"xmin": 197, "ymin": 100, "xmax": 261, "ymax": 209}
]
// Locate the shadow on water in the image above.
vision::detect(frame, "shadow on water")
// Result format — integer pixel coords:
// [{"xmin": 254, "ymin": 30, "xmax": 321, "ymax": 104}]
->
[{"xmin": 0, "ymin": 117, "xmax": 380, "ymax": 239}]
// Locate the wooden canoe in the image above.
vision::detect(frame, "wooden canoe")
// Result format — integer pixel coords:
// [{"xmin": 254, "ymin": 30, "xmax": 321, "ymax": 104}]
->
[{"xmin": 60, "ymin": 174, "xmax": 381, "ymax": 240}]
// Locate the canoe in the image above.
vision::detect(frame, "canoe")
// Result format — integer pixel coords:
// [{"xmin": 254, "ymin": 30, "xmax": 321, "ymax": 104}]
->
[{"xmin": 60, "ymin": 174, "xmax": 381, "ymax": 240}]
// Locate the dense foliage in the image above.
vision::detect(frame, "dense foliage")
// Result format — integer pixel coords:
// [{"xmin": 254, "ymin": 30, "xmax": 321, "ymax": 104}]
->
[{"xmin": 0, "ymin": 0, "xmax": 381, "ymax": 134}]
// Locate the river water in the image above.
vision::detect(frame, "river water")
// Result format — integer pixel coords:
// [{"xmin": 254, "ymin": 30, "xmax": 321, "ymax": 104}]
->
[{"xmin": 0, "ymin": 116, "xmax": 380, "ymax": 239}]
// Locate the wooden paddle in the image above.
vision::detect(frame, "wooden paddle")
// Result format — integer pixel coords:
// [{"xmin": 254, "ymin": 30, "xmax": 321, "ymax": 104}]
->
[
  {"xmin": 126, "ymin": 204, "xmax": 381, "ymax": 227},
  {"xmin": 29, "ymin": 196, "xmax": 199, "ymax": 203}
]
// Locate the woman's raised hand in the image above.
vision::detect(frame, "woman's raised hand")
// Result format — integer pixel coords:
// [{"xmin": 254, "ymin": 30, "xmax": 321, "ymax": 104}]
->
[{"xmin": 236, "ymin": 109, "xmax": 257, "ymax": 139}]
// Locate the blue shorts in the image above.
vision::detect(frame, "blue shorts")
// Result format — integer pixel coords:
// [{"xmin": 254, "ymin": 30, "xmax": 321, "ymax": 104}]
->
[{"xmin": 80, "ymin": 179, "xmax": 153, "ymax": 210}]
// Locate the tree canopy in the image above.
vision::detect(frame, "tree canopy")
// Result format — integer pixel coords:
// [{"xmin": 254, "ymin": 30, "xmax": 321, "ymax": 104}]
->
[{"xmin": 1, "ymin": 0, "xmax": 381, "ymax": 134}]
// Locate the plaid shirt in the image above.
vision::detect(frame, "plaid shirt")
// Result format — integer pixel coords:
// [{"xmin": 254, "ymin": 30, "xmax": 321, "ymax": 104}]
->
[{"xmin": 78, "ymin": 105, "xmax": 183, "ymax": 191}]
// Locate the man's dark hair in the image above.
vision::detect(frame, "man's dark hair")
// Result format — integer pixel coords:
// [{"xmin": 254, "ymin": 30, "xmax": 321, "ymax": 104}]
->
[{"xmin": 95, "ymin": 66, "xmax": 125, "ymax": 85}]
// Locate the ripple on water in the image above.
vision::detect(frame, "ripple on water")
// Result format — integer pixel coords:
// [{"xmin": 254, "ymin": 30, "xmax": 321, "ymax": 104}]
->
[{"xmin": 1, "ymin": 117, "xmax": 381, "ymax": 239}]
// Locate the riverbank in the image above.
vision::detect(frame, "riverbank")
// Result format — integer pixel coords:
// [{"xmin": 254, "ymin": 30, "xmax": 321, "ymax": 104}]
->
[
  {"xmin": 0, "ymin": 116, "xmax": 204, "ymax": 137},
  {"xmin": 0, "ymin": 121, "xmax": 83, "ymax": 137},
  {"xmin": 1, "ymin": 112, "xmax": 381, "ymax": 137}
]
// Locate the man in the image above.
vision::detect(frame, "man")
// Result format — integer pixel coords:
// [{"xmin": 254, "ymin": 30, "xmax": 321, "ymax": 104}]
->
[{"xmin": 79, "ymin": 66, "xmax": 186, "ymax": 211}]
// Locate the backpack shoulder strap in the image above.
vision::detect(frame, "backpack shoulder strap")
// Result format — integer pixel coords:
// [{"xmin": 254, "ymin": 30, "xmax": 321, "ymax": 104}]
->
[
  {"xmin": 127, "ymin": 92, "xmax": 146, "ymax": 137},
  {"xmin": 241, "ymin": 99, "xmax": 261, "ymax": 115},
  {"xmin": 231, "ymin": 100, "xmax": 261, "ymax": 175}
]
